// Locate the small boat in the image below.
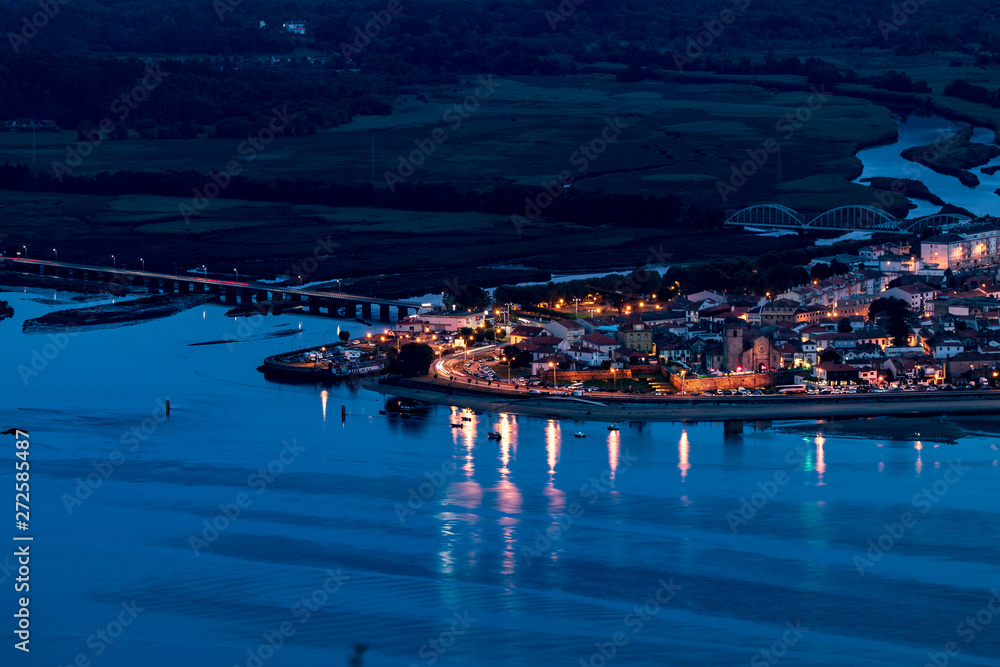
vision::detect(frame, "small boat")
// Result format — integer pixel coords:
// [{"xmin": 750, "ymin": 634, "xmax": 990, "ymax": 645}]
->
[
  {"xmin": 473, "ymin": 411, "xmax": 483, "ymax": 415},
  {"xmin": 461, "ymin": 416, "xmax": 472, "ymax": 422},
  {"xmin": 378, "ymin": 410, "xmax": 387, "ymax": 415},
  {"xmin": 607, "ymin": 424, "xmax": 619, "ymax": 431},
  {"xmin": 573, "ymin": 432, "xmax": 586, "ymax": 438},
  {"xmin": 451, "ymin": 423, "xmax": 463, "ymax": 428},
  {"xmin": 487, "ymin": 431, "xmax": 502, "ymax": 440}
]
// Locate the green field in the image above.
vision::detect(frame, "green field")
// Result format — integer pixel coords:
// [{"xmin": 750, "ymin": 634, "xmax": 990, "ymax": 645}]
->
[{"xmin": 0, "ymin": 74, "xmax": 910, "ymax": 215}]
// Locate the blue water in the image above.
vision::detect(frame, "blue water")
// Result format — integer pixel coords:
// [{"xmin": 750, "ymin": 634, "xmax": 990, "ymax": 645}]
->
[
  {"xmin": 854, "ymin": 115, "xmax": 1000, "ymax": 218},
  {"xmin": 2, "ymin": 288, "xmax": 1000, "ymax": 666}
]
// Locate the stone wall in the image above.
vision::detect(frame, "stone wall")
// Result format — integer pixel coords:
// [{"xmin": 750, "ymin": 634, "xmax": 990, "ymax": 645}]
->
[
  {"xmin": 540, "ymin": 369, "xmax": 632, "ymax": 382},
  {"xmin": 666, "ymin": 371, "xmax": 796, "ymax": 392}
]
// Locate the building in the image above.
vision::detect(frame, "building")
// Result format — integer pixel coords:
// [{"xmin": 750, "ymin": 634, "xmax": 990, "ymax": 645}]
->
[
  {"xmin": 617, "ymin": 319, "xmax": 655, "ymax": 353},
  {"xmin": 921, "ymin": 222, "xmax": 1000, "ymax": 270}
]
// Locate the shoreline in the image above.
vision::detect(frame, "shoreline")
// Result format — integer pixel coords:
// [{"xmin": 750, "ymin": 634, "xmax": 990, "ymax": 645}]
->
[{"xmin": 364, "ymin": 377, "xmax": 1000, "ymax": 422}]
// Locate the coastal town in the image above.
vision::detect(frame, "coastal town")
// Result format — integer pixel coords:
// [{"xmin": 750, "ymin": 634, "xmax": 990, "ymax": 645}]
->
[{"xmin": 371, "ymin": 218, "xmax": 1000, "ymax": 397}]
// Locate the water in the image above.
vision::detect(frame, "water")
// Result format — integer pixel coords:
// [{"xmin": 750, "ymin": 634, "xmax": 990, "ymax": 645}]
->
[
  {"xmin": 3, "ymin": 288, "xmax": 1000, "ymax": 666},
  {"xmin": 854, "ymin": 114, "xmax": 1000, "ymax": 218}
]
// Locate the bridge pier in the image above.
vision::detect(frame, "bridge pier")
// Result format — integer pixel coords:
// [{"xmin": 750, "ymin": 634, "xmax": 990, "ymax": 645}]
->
[
  {"xmin": 397, "ymin": 306, "xmax": 409, "ymax": 321},
  {"xmin": 361, "ymin": 303, "xmax": 372, "ymax": 321},
  {"xmin": 379, "ymin": 305, "xmax": 392, "ymax": 323}
]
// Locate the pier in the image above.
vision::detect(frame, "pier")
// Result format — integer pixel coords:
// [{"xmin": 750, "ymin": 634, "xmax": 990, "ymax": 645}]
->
[{"xmin": 1, "ymin": 257, "xmax": 422, "ymax": 322}]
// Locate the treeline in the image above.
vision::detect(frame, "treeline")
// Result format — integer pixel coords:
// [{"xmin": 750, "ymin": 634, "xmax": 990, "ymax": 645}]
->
[
  {"xmin": 5, "ymin": 0, "xmax": 1000, "ymax": 62},
  {"xmin": 0, "ymin": 162, "xmax": 715, "ymax": 229},
  {"xmin": 492, "ymin": 240, "xmax": 873, "ymax": 305},
  {"xmin": 944, "ymin": 79, "xmax": 1000, "ymax": 109},
  {"xmin": 0, "ymin": 53, "xmax": 412, "ymax": 133}
]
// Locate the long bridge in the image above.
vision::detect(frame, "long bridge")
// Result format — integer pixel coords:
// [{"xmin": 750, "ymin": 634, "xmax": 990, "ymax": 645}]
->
[
  {"xmin": 724, "ymin": 204, "xmax": 972, "ymax": 234},
  {"xmin": 1, "ymin": 257, "xmax": 423, "ymax": 322}
]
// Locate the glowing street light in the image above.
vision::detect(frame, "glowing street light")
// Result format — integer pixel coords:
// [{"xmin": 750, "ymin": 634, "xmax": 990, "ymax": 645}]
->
[
  {"xmin": 52, "ymin": 248, "xmax": 57, "ymax": 261},
  {"xmin": 140, "ymin": 258, "xmax": 145, "ymax": 271},
  {"xmin": 111, "ymin": 254, "xmax": 116, "ymax": 269},
  {"xmin": 549, "ymin": 361, "xmax": 556, "ymax": 388}
]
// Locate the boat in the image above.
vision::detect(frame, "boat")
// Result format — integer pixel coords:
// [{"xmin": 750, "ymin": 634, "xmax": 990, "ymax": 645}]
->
[
  {"xmin": 573, "ymin": 432, "xmax": 586, "ymax": 438},
  {"xmin": 461, "ymin": 416, "xmax": 472, "ymax": 422},
  {"xmin": 487, "ymin": 431, "xmax": 502, "ymax": 440},
  {"xmin": 607, "ymin": 424, "xmax": 619, "ymax": 431},
  {"xmin": 378, "ymin": 410, "xmax": 387, "ymax": 415},
  {"xmin": 450, "ymin": 423, "xmax": 463, "ymax": 428}
]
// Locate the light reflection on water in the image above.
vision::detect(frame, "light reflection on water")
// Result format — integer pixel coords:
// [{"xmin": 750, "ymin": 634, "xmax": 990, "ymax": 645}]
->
[{"xmin": 3, "ymin": 290, "xmax": 1000, "ymax": 666}]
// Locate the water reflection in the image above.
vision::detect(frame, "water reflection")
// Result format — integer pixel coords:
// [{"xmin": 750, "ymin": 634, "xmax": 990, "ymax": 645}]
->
[
  {"xmin": 320, "ymin": 389, "xmax": 328, "ymax": 422},
  {"xmin": 678, "ymin": 430, "xmax": 690, "ymax": 481},
  {"xmin": 544, "ymin": 420, "xmax": 565, "ymax": 516},
  {"xmin": 608, "ymin": 429, "xmax": 620, "ymax": 481},
  {"xmin": 915, "ymin": 441, "xmax": 923, "ymax": 475},
  {"xmin": 494, "ymin": 415, "xmax": 522, "ymax": 579},
  {"xmin": 815, "ymin": 435, "xmax": 826, "ymax": 486}
]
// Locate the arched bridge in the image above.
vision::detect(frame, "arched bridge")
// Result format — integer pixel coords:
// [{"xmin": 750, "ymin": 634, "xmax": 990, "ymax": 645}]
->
[
  {"xmin": 1, "ymin": 257, "xmax": 423, "ymax": 322},
  {"xmin": 724, "ymin": 204, "xmax": 971, "ymax": 234}
]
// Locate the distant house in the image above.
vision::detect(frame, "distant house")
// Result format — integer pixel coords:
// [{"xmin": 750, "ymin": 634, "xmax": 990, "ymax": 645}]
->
[
  {"xmin": 815, "ymin": 362, "xmax": 859, "ymax": 385},
  {"xmin": 544, "ymin": 319, "xmax": 585, "ymax": 344}
]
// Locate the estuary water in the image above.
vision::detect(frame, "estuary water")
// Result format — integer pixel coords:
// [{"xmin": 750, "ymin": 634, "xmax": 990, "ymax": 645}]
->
[
  {"xmin": 854, "ymin": 114, "xmax": 1000, "ymax": 219},
  {"xmin": 2, "ymin": 288, "xmax": 1000, "ymax": 666}
]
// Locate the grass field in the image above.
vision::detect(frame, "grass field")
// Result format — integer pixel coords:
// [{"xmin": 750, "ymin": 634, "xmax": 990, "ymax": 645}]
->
[{"xmin": 0, "ymin": 74, "xmax": 907, "ymax": 216}]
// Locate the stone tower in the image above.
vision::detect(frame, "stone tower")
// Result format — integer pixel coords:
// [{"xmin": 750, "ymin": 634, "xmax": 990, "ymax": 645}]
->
[{"xmin": 722, "ymin": 317, "xmax": 744, "ymax": 372}]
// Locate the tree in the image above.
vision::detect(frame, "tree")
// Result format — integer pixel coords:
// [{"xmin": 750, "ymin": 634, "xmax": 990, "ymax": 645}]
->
[
  {"xmin": 837, "ymin": 317, "xmax": 853, "ymax": 333},
  {"xmin": 820, "ymin": 348, "xmax": 842, "ymax": 363},
  {"xmin": 390, "ymin": 343, "xmax": 435, "ymax": 377},
  {"xmin": 444, "ymin": 284, "xmax": 491, "ymax": 312},
  {"xmin": 339, "ymin": 330, "xmax": 350, "ymax": 342},
  {"xmin": 868, "ymin": 297, "xmax": 914, "ymax": 346}
]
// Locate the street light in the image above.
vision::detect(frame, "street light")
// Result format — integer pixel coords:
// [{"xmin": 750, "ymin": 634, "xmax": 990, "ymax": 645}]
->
[
  {"xmin": 22, "ymin": 245, "xmax": 27, "ymax": 258},
  {"xmin": 111, "ymin": 254, "xmax": 116, "ymax": 269},
  {"xmin": 140, "ymin": 258, "xmax": 145, "ymax": 271},
  {"xmin": 52, "ymin": 248, "xmax": 57, "ymax": 261},
  {"xmin": 612, "ymin": 367, "xmax": 617, "ymax": 391},
  {"xmin": 549, "ymin": 361, "xmax": 556, "ymax": 388},
  {"xmin": 233, "ymin": 268, "xmax": 239, "ymax": 281},
  {"xmin": 501, "ymin": 355, "xmax": 511, "ymax": 382}
]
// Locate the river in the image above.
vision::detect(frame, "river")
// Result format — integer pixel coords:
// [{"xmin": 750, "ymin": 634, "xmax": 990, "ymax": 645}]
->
[
  {"xmin": 854, "ymin": 113, "xmax": 1000, "ymax": 218},
  {"xmin": 3, "ymin": 288, "xmax": 1000, "ymax": 666}
]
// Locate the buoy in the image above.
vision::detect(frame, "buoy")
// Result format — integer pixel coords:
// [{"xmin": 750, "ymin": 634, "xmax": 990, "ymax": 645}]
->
[
  {"xmin": 165, "ymin": 399, "xmax": 171, "ymax": 416},
  {"xmin": 341, "ymin": 404, "xmax": 346, "ymax": 418}
]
